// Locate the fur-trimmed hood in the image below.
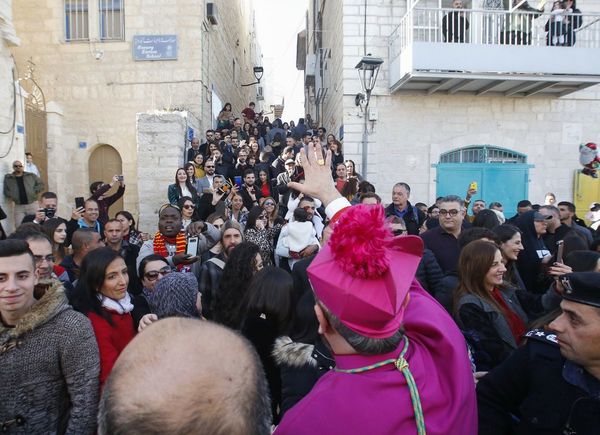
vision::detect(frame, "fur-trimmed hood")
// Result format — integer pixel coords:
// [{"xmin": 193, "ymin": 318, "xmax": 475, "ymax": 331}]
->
[
  {"xmin": 0, "ymin": 279, "xmax": 70, "ymax": 338},
  {"xmin": 272, "ymin": 336, "xmax": 317, "ymax": 368}
]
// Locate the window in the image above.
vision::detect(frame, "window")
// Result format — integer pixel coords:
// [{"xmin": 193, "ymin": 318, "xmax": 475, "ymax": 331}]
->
[
  {"xmin": 64, "ymin": 0, "xmax": 124, "ymax": 42},
  {"xmin": 99, "ymin": 0, "xmax": 124, "ymax": 41},
  {"xmin": 65, "ymin": 0, "xmax": 89, "ymax": 41}
]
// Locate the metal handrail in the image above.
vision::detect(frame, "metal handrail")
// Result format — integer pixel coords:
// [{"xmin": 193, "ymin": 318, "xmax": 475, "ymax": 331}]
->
[{"xmin": 390, "ymin": 8, "xmax": 600, "ymax": 58}]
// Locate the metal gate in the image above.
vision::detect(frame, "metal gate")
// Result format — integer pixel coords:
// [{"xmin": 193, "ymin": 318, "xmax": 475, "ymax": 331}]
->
[
  {"xmin": 433, "ymin": 146, "xmax": 533, "ymax": 218},
  {"xmin": 20, "ymin": 60, "xmax": 48, "ymax": 187}
]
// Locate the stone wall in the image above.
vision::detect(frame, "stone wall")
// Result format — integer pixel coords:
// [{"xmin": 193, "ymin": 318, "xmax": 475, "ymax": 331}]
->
[
  {"xmin": 332, "ymin": 0, "xmax": 600, "ymax": 206},
  {"xmin": 136, "ymin": 111, "xmax": 199, "ymax": 232},
  {"xmin": 0, "ymin": 0, "xmax": 26, "ymax": 233},
  {"xmin": 9, "ymin": 0, "xmax": 260, "ymax": 225}
]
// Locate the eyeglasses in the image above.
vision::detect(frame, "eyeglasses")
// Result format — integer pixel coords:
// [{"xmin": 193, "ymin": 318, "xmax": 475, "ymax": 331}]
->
[
  {"xmin": 34, "ymin": 254, "xmax": 55, "ymax": 264},
  {"xmin": 183, "ymin": 204, "xmax": 195, "ymax": 209},
  {"xmin": 264, "ymin": 201, "xmax": 275, "ymax": 206},
  {"xmin": 439, "ymin": 209, "xmax": 461, "ymax": 217},
  {"xmin": 144, "ymin": 267, "xmax": 172, "ymax": 281}
]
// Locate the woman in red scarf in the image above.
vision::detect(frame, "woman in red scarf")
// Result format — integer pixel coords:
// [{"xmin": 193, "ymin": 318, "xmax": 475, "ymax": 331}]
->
[
  {"xmin": 453, "ymin": 240, "xmax": 528, "ymax": 371},
  {"xmin": 73, "ymin": 247, "xmax": 136, "ymax": 387}
]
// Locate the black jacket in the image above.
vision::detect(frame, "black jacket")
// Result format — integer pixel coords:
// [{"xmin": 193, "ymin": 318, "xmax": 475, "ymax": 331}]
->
[
  {"xmin": 477, "ymin": 329, "xmax": 600, "ymax": 435},
  {"xmin": 384, "ymin": 201, "xmax": 425, "ymax": 236},
  {"xmin": 415, "ymin": 248, "xmax": 444, "ymax": 297},
  {"xmin": 272, "ymin": 336, "xmax": 334, "ymax": 418}
]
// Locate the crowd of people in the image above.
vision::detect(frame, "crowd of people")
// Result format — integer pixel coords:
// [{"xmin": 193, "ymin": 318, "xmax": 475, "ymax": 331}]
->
[{"xmin": 1, "ymin": 104, "xmax": 600, "ymax": 434}]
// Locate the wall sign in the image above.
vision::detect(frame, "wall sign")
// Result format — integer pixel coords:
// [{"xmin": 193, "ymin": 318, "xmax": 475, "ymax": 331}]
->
[{"xmin": 133, "ymin": 35, "xmax": 178, "ymax": 61}]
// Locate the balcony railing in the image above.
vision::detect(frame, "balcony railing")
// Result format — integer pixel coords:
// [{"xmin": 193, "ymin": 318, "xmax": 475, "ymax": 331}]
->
[{"xmin": 389, "ymin": 8, "xmax": 600, "ymax": 96}]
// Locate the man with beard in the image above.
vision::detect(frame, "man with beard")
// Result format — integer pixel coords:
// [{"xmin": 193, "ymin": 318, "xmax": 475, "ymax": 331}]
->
[
  {"xmin": 199, "ymin": 220, "xmax": 243, "ymax": 319},
  {"xmin": 196, "ymin": 159, "xmax": 217, "ymax": 194},
  {"xmin": 136, "ymin": 205, "xmax": 220, "ymax": 274},
  {"xmin": 240, "ymin": 169, "xmax": 262, "ymax": 211}
]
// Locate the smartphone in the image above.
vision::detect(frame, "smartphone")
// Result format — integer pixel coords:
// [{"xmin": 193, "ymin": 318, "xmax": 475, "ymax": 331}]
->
[
  {"xmin": 186, "ymin": 236, "xmax": 199, "ymax": 256},
  {"xmin": 117, "ymin": 175, "xmax": 124, "ymax": 181},
  {"xmin": 234, "ymin": 176, "xmax": 242, "ymax": 188},
  {"xmin": 75, "ymin": 196, "xmax": 85, "ymax": 209},
  {"xmin": 556, "ymin": 240, "xmax": 564, "ymax": 264},
  {"xmin": 469, "ymin": 181, "xmax": 478, "ymax": 191}
]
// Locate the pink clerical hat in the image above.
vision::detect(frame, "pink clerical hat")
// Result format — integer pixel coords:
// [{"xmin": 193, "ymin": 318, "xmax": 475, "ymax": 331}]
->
[{"xmin": 307, "ymin": 204, "xmax": 423, "ymax": 339}]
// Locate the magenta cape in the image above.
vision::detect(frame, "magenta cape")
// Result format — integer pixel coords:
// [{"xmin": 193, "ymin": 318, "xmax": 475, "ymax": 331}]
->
[{"xmin": 275, "ymin": 280, "xmax": 477, "ymax": 435}]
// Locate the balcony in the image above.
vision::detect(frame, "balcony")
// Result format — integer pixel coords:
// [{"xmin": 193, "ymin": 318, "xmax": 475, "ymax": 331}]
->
[{"xmin": 388, "ymin": 8, "xmax": 600, "ymax": 97}]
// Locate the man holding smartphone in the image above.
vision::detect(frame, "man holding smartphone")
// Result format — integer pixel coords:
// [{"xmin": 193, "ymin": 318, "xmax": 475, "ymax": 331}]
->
[
  {"xmin": 89, "ymin": 175, "xmax": 126, "ymax": 225},
  {"xmin": 240, "ymin": 169, "xmax": 262, "ymax": 211}
]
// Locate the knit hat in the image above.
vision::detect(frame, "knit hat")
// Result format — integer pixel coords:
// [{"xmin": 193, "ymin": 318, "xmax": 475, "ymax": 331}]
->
[
  {"xmin": 148, "ymin": 272, "xmax": 200, "ymax": 319},
  {"xmin": 307, "ymin": 204, "xmax": 423, "ymax": 339}
]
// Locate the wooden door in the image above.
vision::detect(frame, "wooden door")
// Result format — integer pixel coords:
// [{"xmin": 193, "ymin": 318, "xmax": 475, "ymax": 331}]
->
[
  {"xmin": 25, "ymin": 106, "xmax": 48, "ymax": 187},
  {"xmin": 88, "ymin": 144, "xmax": 124, "ymax": 217}
]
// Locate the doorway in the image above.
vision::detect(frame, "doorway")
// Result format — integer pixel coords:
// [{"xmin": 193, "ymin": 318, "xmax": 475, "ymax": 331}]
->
[
  {"xmin": 434, "ymin": 145, "xmax": 533, "ymax": 218},
  {"xmin": 88, "ymin": 144, "xmax": 124, "ymax": 218}
]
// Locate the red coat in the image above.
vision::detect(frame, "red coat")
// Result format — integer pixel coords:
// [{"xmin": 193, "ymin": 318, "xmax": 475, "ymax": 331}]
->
[{"xmin": 88, "ymin": 309, "xmax": 135, "ymax": 386}]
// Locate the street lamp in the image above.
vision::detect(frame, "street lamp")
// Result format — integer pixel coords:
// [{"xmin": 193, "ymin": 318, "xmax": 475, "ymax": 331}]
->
[
  {"xmin": 241, "ymin": 66, "xmax": 264, "ymax": 87},
  {"xmin": 355, "ymin": 54, "xmax": 383, "ymax": 179}
]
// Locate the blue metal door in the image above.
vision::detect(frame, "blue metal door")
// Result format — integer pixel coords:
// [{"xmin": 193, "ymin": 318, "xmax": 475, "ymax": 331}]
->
[{"xmin": 433, "ymin": 146, "xmax": 533, "ymax": 218}]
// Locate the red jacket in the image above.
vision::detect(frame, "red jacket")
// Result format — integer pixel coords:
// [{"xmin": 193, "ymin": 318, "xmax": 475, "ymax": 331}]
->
[{"xmin": 88, "ymin": 309, "xmax": 135, "ymax": 386}]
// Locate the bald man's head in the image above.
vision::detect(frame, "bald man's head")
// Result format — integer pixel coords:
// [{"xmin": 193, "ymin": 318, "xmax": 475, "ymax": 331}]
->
[{"xmin": 98, "ymin": 318, "xmax": 271, "ymax": 435}]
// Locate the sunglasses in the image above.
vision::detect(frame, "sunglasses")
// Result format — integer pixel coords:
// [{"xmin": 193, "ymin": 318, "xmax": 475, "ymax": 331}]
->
[
  {"xmin": 13, "ymin": 165, "xmax": 23, "ymax": 168},
  {"xmin": 183, "ymin": 204, "xmax": 195, "ymax": 209},
  {"xmin": 264, "ymin": 201, "xmax": 275, "ymax": 206},
  {"xmin": 144, "ymin": 267, "xmax": 172, "ymax": 281},
  {"xmin": 205, "ymin": 165, "xmax": 215, "ymax": 169}
]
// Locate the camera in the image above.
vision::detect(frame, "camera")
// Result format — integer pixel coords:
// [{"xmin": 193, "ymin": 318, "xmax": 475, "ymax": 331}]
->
[{"xmin": 44, "ymin": 208, "xmax": 56, "ymax": 219}]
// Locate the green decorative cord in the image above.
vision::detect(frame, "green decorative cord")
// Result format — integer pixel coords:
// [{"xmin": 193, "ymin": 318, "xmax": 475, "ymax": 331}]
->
[{"xmin": 334, "ymin": 336, "xmax": 426, "ymax": 435}]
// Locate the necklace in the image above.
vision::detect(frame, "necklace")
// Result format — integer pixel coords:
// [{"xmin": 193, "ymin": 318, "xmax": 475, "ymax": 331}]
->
[{"xmin": 334, "ymin": 336, "xmax": 426, "ymax": 435}]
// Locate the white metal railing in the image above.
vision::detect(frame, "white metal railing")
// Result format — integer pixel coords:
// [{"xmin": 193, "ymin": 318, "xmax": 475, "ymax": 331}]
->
[
  {"xmin": 390, "ymin": 8, "xmax": 600, "ymax": 64},
  {"xmin": 64, "ymin": 0, "xmax": 90, "ymax": 41}
]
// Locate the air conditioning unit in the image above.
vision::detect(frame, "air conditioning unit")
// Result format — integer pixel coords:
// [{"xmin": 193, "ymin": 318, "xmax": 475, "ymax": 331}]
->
[
  {"xmin": 257, "ymin": 86, "xmax": 264, "ymax": 101},
  {"xmin": 207, "ymin": 3, "xmax": 218, "ymax": 25}
]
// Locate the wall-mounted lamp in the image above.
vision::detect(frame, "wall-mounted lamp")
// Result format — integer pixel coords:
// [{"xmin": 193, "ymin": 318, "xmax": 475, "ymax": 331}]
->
[
  {"xmin": 354, "ymin": 54, "xmax": 383, "ymax": 107},
  {"xmin": 241, "ymin": 66, "xmax": 264, "ymax": 87},
  {"xmin": 354, "ymin": 54, "xmax": 383, "ymax": 178}
]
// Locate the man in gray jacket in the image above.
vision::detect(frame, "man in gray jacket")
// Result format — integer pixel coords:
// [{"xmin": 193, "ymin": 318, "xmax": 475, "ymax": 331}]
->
[
  {"xmin": 0, "ymin": 239, "xmax": 100, "ymax": 434},
  {"xmin": 3, "ymin": 160, "xmax": 45, "ymax": 228}
]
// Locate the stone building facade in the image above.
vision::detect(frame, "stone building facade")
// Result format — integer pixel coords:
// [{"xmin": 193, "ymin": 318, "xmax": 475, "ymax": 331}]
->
[
  {"xmin": 301, "ymin": 0, "xmax": 600, "ymax": 215},
  {"xmin": 7, "ymin": 0, "xmax": 262, "ymax": 231},
  {"xmin": 0, "ymin": 0, "xmax": 26, "ymax": 232}
]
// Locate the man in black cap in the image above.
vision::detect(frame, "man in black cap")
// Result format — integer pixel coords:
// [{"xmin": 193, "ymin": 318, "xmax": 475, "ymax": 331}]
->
[{"xmin": 477, "ymin": 272, "xmax": 600, "ymax": 434}]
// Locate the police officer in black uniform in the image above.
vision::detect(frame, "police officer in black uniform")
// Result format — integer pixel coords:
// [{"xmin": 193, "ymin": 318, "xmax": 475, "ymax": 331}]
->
[{"xmin": 477, "ymin": 272, "xmax": 600, "ymax": 435}]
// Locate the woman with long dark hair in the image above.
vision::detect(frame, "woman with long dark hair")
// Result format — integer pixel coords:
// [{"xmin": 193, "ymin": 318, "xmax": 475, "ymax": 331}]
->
[
  {"xmin": 217, "ymin": 102, "xmax": 233, "ymax": 129},
  {"xmin": 212, "ymin": 242, "xmax": 263, "ymax": 328},
  {"xmin": 453, "ymin": 240, "xmax": 528, "ymax": 371},
  {"xmin": 257, "ymin": 169, "xmax": 277, "ymax": 201},
  {"xmin": 345, "ymin": 159, "xmax": 363, "ymax": 181},
  {"xmin": 245, "ymin": 205, "xmax": 283, "ymax": 267},
  {"xmin": 168, "ymin": 167, "xmax": 197, "ymax": 206},
  {"xmin": 73, "ymin": 247, "xmax": 135, "ymax": 386},
  {"xmin": 42, "ymin": 217, "xmax": 68, "ymax": 264},
  {"xmin": 184, "ymin": 162, "xmax": 197, "ymax": 185},
  {"xmin": 115, "ymin": 210, "xmax": 144, "ymax": 247},
  {"xmin": 330, "ymin": 140, "xmax": 344, "ymax": 172},
  {"xmin": 229, "ymin": 192, "xmax": 248, "ymax": 228},
  {"xmin": 241, "ymin": 267, "xmax": 294, "ymax": 424}
]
